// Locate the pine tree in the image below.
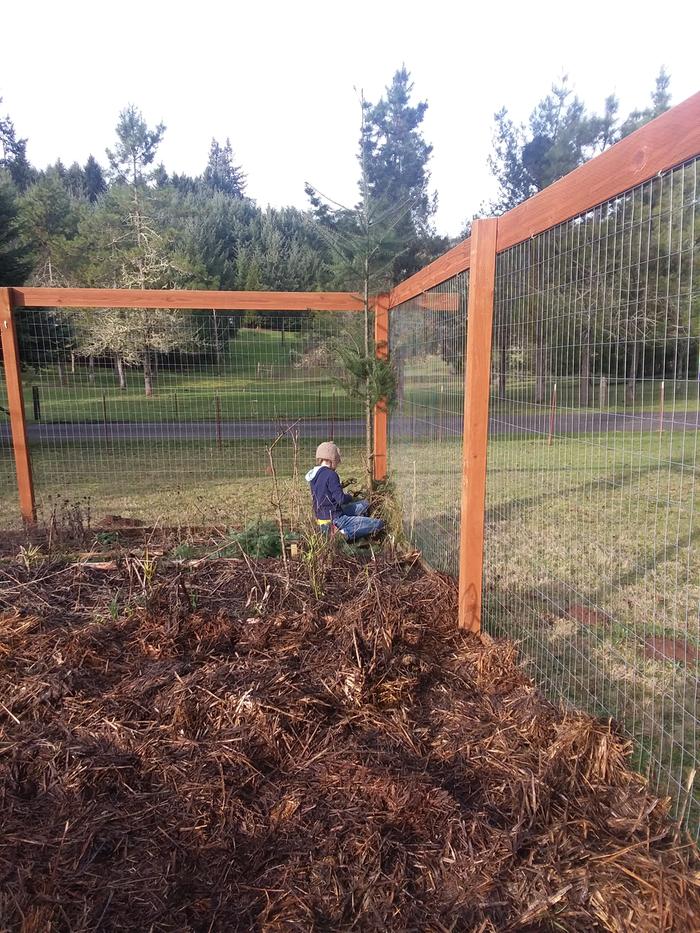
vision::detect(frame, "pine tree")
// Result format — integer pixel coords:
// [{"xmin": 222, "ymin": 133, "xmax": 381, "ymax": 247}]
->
[
  {"xmin": 105, "ymin": 106, "xmax": 167, "ymax": 291},
  {"xmin": 0, "ymin": 100, "xmax": 35, "ymax": 191},
  {"xmin": 65, "ymin": 162, "xmax": 87, "ymax": 199},
  {"xmin": 83, "ymin": 155, "xmax": 106, "ymax": 202},
  {"xmin": 362, "ymin": 68, "xmax": 434, "ymax": 231},
  {"xmin": 153, "ymin": 163, "xmax": 169, "ymax": 187},
  {"xmin": 487, "ymin": 77, "xmax": 618, "ymax": 213},
  {"xmin": 306, "ymin": 95, "xmax": 407, "ymax": 488},
  {"xmin": 0, "ymin": 169, "xmax": 33, "ymax": 285},
  {"xmin": 619, "ymin": 67, "xmax": 672, "ymax": 138},
  {"xmin": 360, "ymin": 68, "xmax": 445, "ymax": 281},
  {"xmin": 202, "ymin": 138, "xmax": 246, "ymax": 198},
  {"xmin": 487, "ymin": 70, "xmax": 672, "ymax": 214},
  {"xmin": 100, "ymin": 107, "xmax": 196, "ymax": 396},
  {"xmin": 106, "ymin": 105, "xmax": 166, "ymax": 186},
  {"xmin": 171, "ymin": 172, "xmax": 198, "ymax": 195},
  {"xmin": 20, "ymin": 170, "xmax": 83, "ymax": 286}
]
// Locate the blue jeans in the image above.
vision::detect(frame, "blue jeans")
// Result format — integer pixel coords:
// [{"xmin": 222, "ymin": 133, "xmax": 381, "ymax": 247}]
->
[{"xmin": 333, "ymin": 499, "xmax": 384, "ymax": 542}]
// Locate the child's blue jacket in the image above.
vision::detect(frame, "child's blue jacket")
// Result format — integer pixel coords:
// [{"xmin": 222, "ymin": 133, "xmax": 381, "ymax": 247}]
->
[{"xmin": 305, "ymin": 465, "xmax": 352, "ymax": 520}]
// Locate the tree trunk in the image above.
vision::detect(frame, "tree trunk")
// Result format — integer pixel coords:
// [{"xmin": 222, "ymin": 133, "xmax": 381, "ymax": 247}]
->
[
  {"xmin": 534, "ymin": 317, "xmax": 546, "ymax": 404},
  {"xmin": 88, "ymin": 355, "xmax": 96, "ymax": 386},
  {"xmin": 579, "ymin": 339, "xmax": 591, "ymax": 407},
  {"xmin": 365, "ymin": 394, "xmax": 372, "ymax": 490},
  {"xmin": 70, "ymin": 352, "xmax": 76, "ymax": 374},
  {"xmin": 625, "ymin": 342, "xmax": 638, "ymax": 404},
  {"xmin": 57, "ymin": 358, "xmax": 67, "ymax": 387},
  {"xmin": 212, "ymin": 310, "xmax": 222, "ymax": 370},
  {"xmin": 672, "ymin": 336, "xmax": 681, "ymax": 381},
  {"xmin": 359, "ymin": 98, "xmax": 374, "ymax": 494},
  {"xmin": 529, "ymin": 244, "xmax": 546, "ymax": 405},
  {"xmin": 498, "ymin": 325, "xmax": 509, "ymax": 398},
  {"xmin": 679, "ymin": 342, "xmax": 689, "ymax": 379},
  {"xmin": 143, "ymin": 350, "xmax": 154, "ymax": 398},
  {"xmin": 114, "ymin": 354, "xmax": 126, "ymax": 391}
]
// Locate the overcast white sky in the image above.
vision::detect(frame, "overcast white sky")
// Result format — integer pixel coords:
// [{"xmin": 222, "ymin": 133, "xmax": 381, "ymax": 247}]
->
[{"xmin": 2, "ymin": 0, "xmax": 698, "ymax": 237}]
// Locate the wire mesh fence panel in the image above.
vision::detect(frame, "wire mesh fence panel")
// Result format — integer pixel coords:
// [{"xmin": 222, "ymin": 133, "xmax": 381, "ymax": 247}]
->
[
  {"xmin": 484, "ymin": 157, "xmax": 700, "ymax": 838},
  {"xmin": 0, "ymin": 375, "xmax": 20, "ymax": 529},
  {"xmin": 389, "ymin": 272, "xmax": 468, "ymax": 575},
  {"xmin": 4, "ymin": 306, "xmax": 366, "ymax": 531}
]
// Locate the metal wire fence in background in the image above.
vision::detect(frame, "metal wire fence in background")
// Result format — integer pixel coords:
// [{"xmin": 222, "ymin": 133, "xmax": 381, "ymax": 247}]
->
[
  {"xmin": 389, "ymin": 272, "xmax": 468, "ymax": 576},
  {"xmin": 484, "ymin": 157, "xmax": 699, "ymax": 837},
  {"xmin": 1, "ymin": 307, "xmax": 365, "ymax": 530}
]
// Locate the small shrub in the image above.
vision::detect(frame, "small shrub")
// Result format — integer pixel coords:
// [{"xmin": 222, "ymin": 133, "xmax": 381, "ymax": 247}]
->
[
  {"xmin": 224, "ymin": 520, "xmax": 298, "ymax": 559},
  {"xmin": 95, "ymin": 531, "xmax": 119, "ymax": 549},
  {"xmin": 17, "ymin": 543, "xmax": 45, "ymax": 570}
]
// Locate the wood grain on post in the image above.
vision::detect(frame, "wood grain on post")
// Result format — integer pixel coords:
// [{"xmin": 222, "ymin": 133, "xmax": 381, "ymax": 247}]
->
[
  {"xmin": 0, "ymin": 288, "xmax": 36, "ymax": 524},
  {"xmin": 373, "ymin": 293, "xmax": 390, "ymax": 483},
  {"xmin": 389, "ymin": 239, "xmax": 471, "ymax": 308},
  {"xmin": 11, "ymin": 287, "xmax": 364, "ymax": 313},
  {"xmin": 458, "ymin": 220, "xmax": 498, "ymax": 631}
]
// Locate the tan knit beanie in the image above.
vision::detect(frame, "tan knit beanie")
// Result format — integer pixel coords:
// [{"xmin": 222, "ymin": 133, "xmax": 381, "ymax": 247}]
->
[{"xmin": 315, "ymin": 441, "xmax": 341, "ymax": 465}]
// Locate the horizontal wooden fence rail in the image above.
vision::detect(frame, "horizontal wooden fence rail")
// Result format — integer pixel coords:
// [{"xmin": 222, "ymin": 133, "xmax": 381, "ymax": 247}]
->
[
  {"xmin": 11, "ymin": 287, "xmax": 364, "ymax": 313},
  {"xmin": 496, "ymin": 89, "xmax": 700, "ymax": 252},
  {"xmin": 389, "ymin": 90, "xmax": 700, "ymax": 307},
  {"xmin": 0, "ymin": 287, "xmax": 370, "ymax": 525},
  {"xmin": 389, "ymin": 239, "xmax": 471, "ymax": 308}
]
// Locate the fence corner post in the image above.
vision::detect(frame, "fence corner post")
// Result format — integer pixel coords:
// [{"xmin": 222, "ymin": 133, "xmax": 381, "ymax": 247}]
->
[
  {"xmin": 373, "ymin": 292, "xmax": 390, "ymax": 483},
  {"xmin": 458, "ymin": 219, "xmax": 498, "ymax": 631},
  {"xmin": 0, "ymin": 287, "xmax": 36, "ymax": 525}
]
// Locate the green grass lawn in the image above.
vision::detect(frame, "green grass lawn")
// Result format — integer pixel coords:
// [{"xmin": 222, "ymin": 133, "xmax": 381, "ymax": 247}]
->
[
  {"xmin": 0, "ymin": 437, "xmax": 367, "ymax": 533},
  {"xmin": 1, "ymin": 328, "xmax": 362, "ymax": 424},
  {"xmin": 390, "ymin": 421, "xmax": 699, "ymax": 833},
  {"xmin": 401, "ymin": 355, "xmax": 699, "ymax": 416},
  {"xmin": 4, "ymin": 338, "xmax": 696, "ymax": 427},
  {"xmin": 488, "ymin": 374, "xmax": 700, "ymax": 415}
]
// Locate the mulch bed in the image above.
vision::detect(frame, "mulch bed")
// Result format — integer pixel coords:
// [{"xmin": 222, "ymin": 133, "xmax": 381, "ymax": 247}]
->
[{"xmin": 0, "ymin": 553, "xmax": 698, "ymax": 931}]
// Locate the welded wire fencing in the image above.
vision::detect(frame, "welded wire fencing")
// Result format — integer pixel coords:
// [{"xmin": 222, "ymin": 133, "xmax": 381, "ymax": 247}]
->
[
  {"xmin": 484, "ymin": 156, "xmax": 699, "ymax": 837},
  {"xmin": 2, "ymin": 307, "xmax": 366, "ymax": 529},
  {"xmin": 2, "ymin": 101, "xmax": 698, "ymax": 842},
  {"xmin": 389, "ymin": 272, "xmax": 468, "ymax": 575},
  {"xmin": 0, "ymin": 382, "xmax": 16, "ymax": 523}
]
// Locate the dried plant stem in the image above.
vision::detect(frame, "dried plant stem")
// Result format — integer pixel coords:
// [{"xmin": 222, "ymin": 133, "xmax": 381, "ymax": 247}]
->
[{"xmin": 265, "ymin": 420, "xmax": 300, "ymax": 586}]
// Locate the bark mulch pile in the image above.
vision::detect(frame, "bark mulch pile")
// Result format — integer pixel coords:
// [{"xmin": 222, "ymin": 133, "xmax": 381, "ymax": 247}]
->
[{"xmin": 0, "ymin": 554, "xmax": 698, "ymax": 931}]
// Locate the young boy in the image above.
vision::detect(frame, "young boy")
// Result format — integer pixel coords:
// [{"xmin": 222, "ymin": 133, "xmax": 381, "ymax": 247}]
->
[{"xmin": 305, "ymin": 441, "xmax": 384, "ymax": 542}]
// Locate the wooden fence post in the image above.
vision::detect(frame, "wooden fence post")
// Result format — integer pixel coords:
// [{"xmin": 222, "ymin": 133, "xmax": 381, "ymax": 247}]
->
[
  {"xmin": 458, "ymin": 219, "xmax": 498, "ymax": 631},
  {"xmin": 373, "ymin": 293, "xmax": 390, "ymax": 483},
  {"xmin": 0, "ymin": 288, "xmax": 36, "ymax": 524}
]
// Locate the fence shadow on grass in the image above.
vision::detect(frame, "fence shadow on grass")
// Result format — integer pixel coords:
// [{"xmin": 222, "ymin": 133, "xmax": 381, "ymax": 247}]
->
[
  {"xmin": 483, "ymin": 565, "xmax": 700, "ymax": 838},
  {"xmin": 406, "ymin": 455, "xmax": 700, "ymax": 841}
]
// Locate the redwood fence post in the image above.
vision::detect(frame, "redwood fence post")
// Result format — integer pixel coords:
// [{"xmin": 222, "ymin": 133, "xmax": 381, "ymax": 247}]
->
[
  {"xmin": 0, "ymin": 287, "xmax": 36, "ymax": 524},
  {"xmin": 458, "ymin": 219, "xmax": 498, "ymax": 631},
  {"xmin": 373, "ymin": 293, "xmax": 390, "ymax": 483}
]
